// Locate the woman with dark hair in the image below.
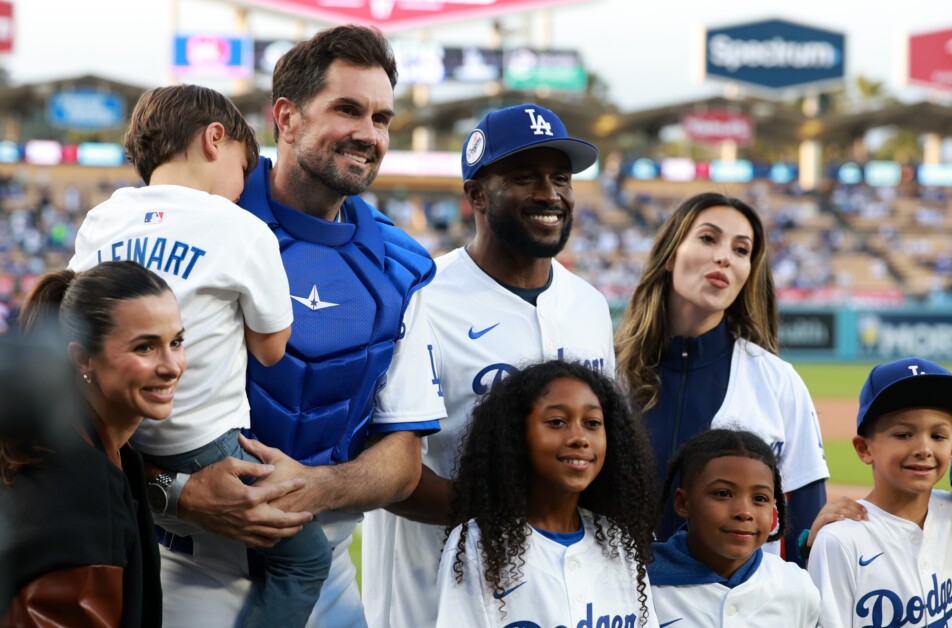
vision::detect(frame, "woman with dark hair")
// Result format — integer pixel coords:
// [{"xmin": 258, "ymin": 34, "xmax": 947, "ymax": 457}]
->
[
  {"xmin": 436, "ymin": 360, "xmax": 659, "ymax": 627},
  {"xmin": 0, "ymin": 261, "xmax": 184, "ymax": 627},
  {"xmin": 615, "ymin": 192, "xmax": 829, "ymax": 565}
]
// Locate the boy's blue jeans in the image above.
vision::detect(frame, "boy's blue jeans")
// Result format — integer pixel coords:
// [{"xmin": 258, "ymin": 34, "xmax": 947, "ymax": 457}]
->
[{"xmin": 147, "ymin": 429, "xmax": 331, "ymax": 628}]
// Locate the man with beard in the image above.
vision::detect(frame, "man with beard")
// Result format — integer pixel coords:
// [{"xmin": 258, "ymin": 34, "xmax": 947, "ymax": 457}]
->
[
  {"xmin": 155, "ymin": 25, "xmax": 447, "ymax": 627},
  {"xmin": 362, "ymin": 104, "xmax": 617, "ymax": 627}
]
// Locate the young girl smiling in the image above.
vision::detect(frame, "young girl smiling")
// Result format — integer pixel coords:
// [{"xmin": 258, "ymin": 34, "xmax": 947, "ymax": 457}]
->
[{"xmin": 436, "ymin": 360, "xmax": 659, "ymax": 627}]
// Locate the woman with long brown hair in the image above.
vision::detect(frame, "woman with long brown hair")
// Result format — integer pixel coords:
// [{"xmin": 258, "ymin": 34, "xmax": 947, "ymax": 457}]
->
[{"xmin": 615, "ymin": 192, "xmax": 829, "ymax": 567}]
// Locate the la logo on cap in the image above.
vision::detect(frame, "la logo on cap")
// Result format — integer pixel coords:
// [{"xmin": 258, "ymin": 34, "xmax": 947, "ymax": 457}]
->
[
  {"xmin": 465, "ymin": 129, "xmax": 485, "ymax": 166},
  {"xmin": 525, "ymin": 108, "xmax": 553, "ymax": 136}
]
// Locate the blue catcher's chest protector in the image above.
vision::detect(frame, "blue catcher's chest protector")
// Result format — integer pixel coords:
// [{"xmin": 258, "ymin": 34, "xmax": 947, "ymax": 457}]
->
[{"xmin": 237, "ymin": 159, "xmax": 436, "ymax": 465}]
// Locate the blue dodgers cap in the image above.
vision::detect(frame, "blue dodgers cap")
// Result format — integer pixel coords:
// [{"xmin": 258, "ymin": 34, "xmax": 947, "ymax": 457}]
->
[
  {"xmin": 856, "ymin": 357, "xmax": 952, "ymax": 434},
  {"xmin": 461, "ymin": 103, "xmax": 598, "ymax": 181}
]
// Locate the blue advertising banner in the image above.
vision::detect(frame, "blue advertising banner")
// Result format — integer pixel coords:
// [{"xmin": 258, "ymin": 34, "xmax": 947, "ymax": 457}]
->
[
  {"xmin": 857, "ymin": 312, "xmax": 952, "ymax": 360},
  {"xmin": 709, "ymin": 159, "xmax": 753, "ymax": 183},
  {"xmin": 705, "ymin": 19, "xmax": 845, "ymax": 89},
  {"xmin": 919, "ymin": 163, "xmax": 952, "ymax": 187},
  {"xmin": 77, "ymin": 142, "xmax": 125, "ymax": 167},
  {"xmin": 48, "ymin": 89, "xmax": 125, "ymax": 130},
  {"xmin": 0, "ymin": 140, "xmax": 17, "ymax": 163}
]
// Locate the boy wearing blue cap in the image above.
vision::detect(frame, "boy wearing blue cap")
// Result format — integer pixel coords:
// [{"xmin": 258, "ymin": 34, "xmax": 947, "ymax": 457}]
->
[{"xmin": 807, "ymin": 357, "xmax": 952, "ymax": 628}]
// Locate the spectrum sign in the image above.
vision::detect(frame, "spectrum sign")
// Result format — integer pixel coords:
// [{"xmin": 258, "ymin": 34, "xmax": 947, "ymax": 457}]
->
[{"xmin": 705, "ymin": 19, "xmax": 845, "ymax": 89}]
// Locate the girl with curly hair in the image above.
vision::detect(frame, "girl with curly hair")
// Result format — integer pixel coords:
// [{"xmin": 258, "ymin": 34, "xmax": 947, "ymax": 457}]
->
[
  {"xmin": 649, "ymin": 428, "xmax": 819, "ymax": 627},
  {"xmin": 614, "ymin": 192, "xmax": 829, "ymax": 565},
  {"xmin": 435, "ymin": 360, "xmax": 659, "ymax": 627}
]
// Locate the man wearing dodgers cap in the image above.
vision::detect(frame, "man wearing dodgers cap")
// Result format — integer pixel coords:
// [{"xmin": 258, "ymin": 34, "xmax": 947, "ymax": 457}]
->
[
  {"xmin": 807, "ymin": 356, "xmax": 952, "ymax": 627},
  {"xmin": 362, "ymin": 104, "xmax": 617, "ymax": 626}
]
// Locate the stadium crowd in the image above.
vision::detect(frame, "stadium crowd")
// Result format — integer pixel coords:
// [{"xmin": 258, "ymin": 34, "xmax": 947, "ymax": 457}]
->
[{"xmin": 3, "ymin": 169, "xmax": 952, "ymax": 334}]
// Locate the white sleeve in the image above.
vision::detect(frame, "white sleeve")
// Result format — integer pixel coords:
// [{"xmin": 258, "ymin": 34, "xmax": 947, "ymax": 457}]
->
[
  {"xmin": 805, "ymin": 582, "xmax": 822, "ymax": 628},
  {"xmin": 807, "ymin": 529, "xmax": 855, "ymax": 628},
  {"xmin": 777, "ymin": 361, "xmax": 830, "ymax": 492},
  {"xmin": 419, "ymin": 299, "xmax": 445, "ymax": 459},
  {"xmin": 68, "ymin": 214, "xmax": 99, "ymax": 271},
  {"xmin": 600, "ymin": 298, "xmax": 616, "ymax": 375},
  {"xmin": 374, "ymin": 289, "xmax": 448, "ymax": 427},
  {"xmin": 233, "ymin": 223, "xmax": 293, "ymax": 334},
  {"xmin": 792, "ymin": 565, "xmax": 821, "ymax": 628},
  {"xmin": 436, "ymin": 525, "xmax": 492, "ymax": 628}
]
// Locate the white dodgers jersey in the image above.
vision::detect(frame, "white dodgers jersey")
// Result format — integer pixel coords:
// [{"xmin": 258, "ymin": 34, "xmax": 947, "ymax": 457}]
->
[
  {"xmin": 362, "ymin": 247, "xmax": 616, "ymax": 628},
  {"xmin": 808, "ymin": 491, "xmax": 952, "ymax": 628},
  {"xmin": 69, "ymin": 185, "xmax": 292, "ymax": 455},
  {"xmin": 652, "ymin": 553, "xmax": 820, "ymax": 627},
  {"xmin": 436, "ymin": 510, "xmax": 659, "ymax": 628}
]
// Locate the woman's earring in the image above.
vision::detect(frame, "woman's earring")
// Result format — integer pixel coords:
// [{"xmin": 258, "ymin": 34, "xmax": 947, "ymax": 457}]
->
[{"xmin": 82, "ymin": 373, "xmax": 93, "ymax": 385}]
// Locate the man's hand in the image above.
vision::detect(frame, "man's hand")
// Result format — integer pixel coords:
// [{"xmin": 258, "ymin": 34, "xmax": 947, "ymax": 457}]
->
[
  {"xmin": 177, "ymin": 440, "xmax": 313, "ymax": 548},
  {"xmin": 241, "ymin": 431, "xmax": 423, "ymax": 517},
  {"xmin": 239, "ymin": 434, "xmax": 334, "ymax": 515}
]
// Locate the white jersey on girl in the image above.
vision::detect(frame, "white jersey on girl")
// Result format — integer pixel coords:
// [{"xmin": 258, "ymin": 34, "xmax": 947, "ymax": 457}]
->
[{"xmin": 436, "ymin": 508, "xmax": 659, "ymax": 628}]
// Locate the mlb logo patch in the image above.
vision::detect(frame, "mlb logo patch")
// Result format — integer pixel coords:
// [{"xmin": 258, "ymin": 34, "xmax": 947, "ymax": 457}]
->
[{"xmin": 144, "ymin": 211, "xmax": 164, "ymax": 224}]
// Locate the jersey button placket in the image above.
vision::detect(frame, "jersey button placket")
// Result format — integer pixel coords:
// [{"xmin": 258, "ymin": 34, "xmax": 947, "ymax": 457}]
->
[
  {"xmin": 537, "ymin": 305, "xmax": 558, "ymax": 357},
  {"xmin": 565, "ymin": 555, "xmax": 586, "ymax": 614}
]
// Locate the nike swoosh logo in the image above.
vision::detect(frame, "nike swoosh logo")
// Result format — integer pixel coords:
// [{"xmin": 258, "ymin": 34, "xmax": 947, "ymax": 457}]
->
[
  {"xmin": 492, "ymin": 581, "xmax": 526, "ymax": 600},
  {"xmin": 859, "ymin": 552, "xmax": 884, "ymax": 566},
  {"xmin": 468, "ymin": 323, "xmax": 499, "ymax": 339},
  {"xmin": 660, "ymin": 620, "xmax": 684, "ymax": 627}
]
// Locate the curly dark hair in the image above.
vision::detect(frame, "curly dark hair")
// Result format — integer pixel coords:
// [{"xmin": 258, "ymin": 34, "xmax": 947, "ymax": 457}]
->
[
  {"xmin": 448, "ymin": 360, "xmax": 657, "ymax": 623},
  {"xmin": 660, "ymin": 428, "xmax": 788, "ymax": 543}
]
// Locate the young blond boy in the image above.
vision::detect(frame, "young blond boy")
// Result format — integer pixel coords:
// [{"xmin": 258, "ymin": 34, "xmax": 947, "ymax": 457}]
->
[
  {"xmin": 807, "ymin": 357, "xmax": 952, "ymax": 628},
  {"xmin": 69, "ymin": 85, "xmax": 329, "ymax": 627}
]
